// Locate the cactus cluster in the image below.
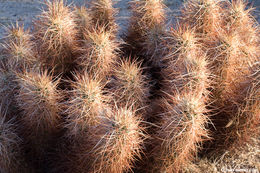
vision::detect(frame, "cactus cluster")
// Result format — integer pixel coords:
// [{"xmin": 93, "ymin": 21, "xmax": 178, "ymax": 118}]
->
[{"xmin": 0, "ymin": 0, "xmax": 259, "ymax": 172}]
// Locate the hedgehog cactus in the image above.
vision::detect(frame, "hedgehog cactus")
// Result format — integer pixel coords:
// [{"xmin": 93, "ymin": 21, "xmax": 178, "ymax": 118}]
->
[
  {"xmin": 67, "ymin": 107, "xmax": 144, "ymax": 173},
  {"xmin": 0, "ymin": 111, "xmax": 31, "ymax": 173},
  {"xmin": 34, "ymin": 0, "xmax": 77, "ymax": 74},
  {"xmin": 180, "ymin": 0, "xmax": 224, "ymax": 39},
  {"xmin": 0, "ymin": 0, "xmax": 259, "ymax": 172},
  {"xmin": 125, "ymin": 0, "xmax": 167, "ymax": 64},
  {"xmin": 15, "ymin": 70, "xmax": 62, "ymax": 170},
  {"xmin": 77, "ymin": 28, "xmax": 119, "ymax": 78},
  {"xmin": 90, "ymin": 0, "xmax": 118, "ymax": 32},
  {"xmin": 64, "ymin": 72, "xmax": 109, "ymax": 137},
  {"xmin": 149, "ymin": 28, "xmax": 211, "ymax": 172},
  {"xmin": 1, "ymin": 24, "xmax": 37, "ymax": 71},
  {"xmin": 111, "ymin": 59, "xmax": 149, "ymax": 111}
]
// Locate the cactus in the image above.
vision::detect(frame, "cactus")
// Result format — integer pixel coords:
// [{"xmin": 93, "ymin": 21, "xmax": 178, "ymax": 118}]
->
[
  {"xmin": 90, "ymin": 0, "xmax": 118, "ymax": 32},
  {"xmin": 150, "ymin": 27, "xmax": 211, "ymax": 172},
  {"xmin": 180, "ymin": 0, "xmax": 259, "ymax": 153},
  {"xmin": 0, "ymin": 111, "xmax": 32, "ymax": 173},
  {"xmin": 111, "ymin": 58, "xmax": 150, "ymax": 111},
  {"xmin": 1, "ymin": 23, "xmax": 37, "ymax": 71},
  {"xmin": 125, "ymin": 0, "xmax": 166, "ymax": 64},
  {"xmin": 64, "ymin": 72, "xmax": 109, "ymax": 138},
  {"xmin": 34, "ymin": 0, "xmax": 77, "ymax": 74},
  {"xmin": 0, "ymin": 0, "xmax": 259, "ymax": 172},
  {"xmin": 73, "ymin": 6, "xmax": 92, "ymax": 40},
  {"xmin": 0, "ymin": 67, "xmax": 18, "ymax": 117},
  {"xmin": 65, "ymin": 107, "xmax": 145, "ymax": 173},
  {"xmin": 15, "ymin": 70, "xmax": 62, "ymax": 171},
  {"xmin": 76, "ymin": 28, "xmax": 119, "ymax": 78},
  {"xmin": 180, "ymin": 0, "xmax": 225, "ymax": 39}
]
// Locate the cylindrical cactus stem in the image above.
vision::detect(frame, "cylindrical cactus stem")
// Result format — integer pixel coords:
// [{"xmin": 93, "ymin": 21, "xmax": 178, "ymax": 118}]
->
[
  {"xmin": 1, "ymin": 23, "xmax": 38, "ymax": 71},
  {"xmin": 64, "ymin": 72, "xmax": 110, "ymax": 138},
  {"xmin": 73, "ymin": 6, "xmax": 93, "ymax": 41},
  {"xmin": 218, "ymin": 62, "xmax": 260, "ymax": 149},
  {"xmin": 0, "ymin": 111, "xmax": 33, "ymax": 173},
  {"xmin": 15, "ymin": 70, "xmax": 62, "ymax": 170},
  {"xmin": 150, "ymin": 27, "xmax": 211, "ymax": 172},
  {"xmin": 0, "ymin": 66, "xmax": 19, "ymax": 118},
  {"xmin": 111, "ymin": 58, "xmax": 150, "ymax": 113},
  {"xmin": 34, "ymin": 0, "xmax": 77, "ymax": 74},
  {"xmin": 226, "ymin": 0, "xmax": 258, "ymax": 44},
  {"xmin": 72, "ymin": 106, "xmax": 145, "ymax": 173},
  {"xmin": 90, "ymin": 0, "xmax": 118, "ymax": 33},
  {"xmin": 126, "ymin": 0, "xmax": 166, "ymax": 64},
  {"xmin": 180, "ymin": 0, "xmax": 225, "ymax": 39},
  {"xmin": 76, "ymin": 28, "xmax": 119, "ymax": 78},
  {"xmin": 230, "ymin": 86, "xmax": 260, "ymax": 147},
  {"xmin": 153, "ymin": 93, "xmax": 209, "ymax": 173},
  {"xmin": 162, "ymin": 27, "xmax": 210, "ymax": 97},
  {"xmin": 213, "ymin": 32, "xmax": 258, "ymax": 111}
]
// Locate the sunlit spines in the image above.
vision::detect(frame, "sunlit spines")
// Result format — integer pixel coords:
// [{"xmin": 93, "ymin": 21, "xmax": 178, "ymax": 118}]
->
[
  {"xmin": 226, "ymin": 0, "xmax": 258, "ymax": 44},
  {"xmin": 73, "ymin": 6, "xmax": 93, "ymax": 40},
  {"xmin": 34, "ymin": 0, "xmax": 77, "ymax": 74},
  {"xmin": 126, "ymin": 0, "xmax": 166, "ymax": 64},
  {"xmin": 15, "ymin": 70, "xmax": 62, "ymax": 170},
  {"xmin": 162, "ymin": 27, "xmax": 210, "ymax": 97},
  {"xmin": 213, "ymin": 31, "xmax": 258, "ymax": 114},
  {"xmin": 111, "ymin": 58, "xmax": 150, "ymax": 111},
  {"xmin": 221, "ymin": 62, "xmax": 260, "ymax": 150},
  {"xmin": 77, "ymin": 28, "xmax": 119, "ymax": 78},
  {"xmin": 64, "ymin": 72, "xmax": 110, "ymax": 138},
  {"xmin": 151, "ymin": 26, "xmax": 211, "ymax": 172},
  {"xmin": 74, "ymin": 106, "xmax": 145, "ymax": 173},
  {"xmin": 128, "ymin": 0, "xmax": 166, "ymax": 35},
  {"xmin": 180, "ymin": 0, "xmax": 225, "ymax": 39},
  {"xmin": 1, "ymin": 23, "xmax": 37, "ymax": 71},
  {"xmin": 90, "ymin": 0, "xmax": 118, "ymax": 33},
  {"xmin": 16, "ymin": 70, "xmax": 61, "ymax": 133},
  {"xmin": 152, "ymin": 93, "xmax": 209, "ymax": 172},
  {"xmin": 202, "ymin": 0, "xmax": 260, "ymax": 155}
]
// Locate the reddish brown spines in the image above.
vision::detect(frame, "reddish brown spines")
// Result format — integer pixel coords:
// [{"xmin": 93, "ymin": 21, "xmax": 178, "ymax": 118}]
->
[
  {"xmin": 71, "ymin": 107, "xmax": 145, "ymax": 173},
  {"xmin": 1, "ymin": 24, "xmax": 37, "ymax": 71},
  {"xmin": 16, "ymin": 71, "xmax": 61, "ymax": 132},
  {"xmin": 0, "ymin": 67, "xmax": 18, "ymax": 117},
  {"xmin": 34, "ymin": 0, "xmax": 77, "ymax": 74},
  {"xmin": 76, "ymin": 28, "xmax": 119, "ymax": 78},
  {"xmin": 90, "ymin": 0, "xmax": 118, "ymax": 33},
  {"xmin": 15, "ymin": 70, "xmax": 62, "ymax": 169},
  {"xmin": 126, "ymin": 0, "xmax": 166, "ymax": 64},
  {"xmin": 162, "ymin": 27, "xmax": 210, "ymax": 97},
  {"xmin": 73, "ymin": 6, "xmax": 93, "ymax": 40},
  {"xmin": 153, "ymin": 93, "xmax": 209, "ymax": 172},
  {"xmin": 206, "ymin": 0, "xmax": 260, "ymax": 151},
  {"xmin": 180, "ymin": 0, "xmax": 225, "ymax": 39},
  {"xmin": 111, "ymin": 59, "xmax": 150, "ymax": 111},
  {"xmin": 64, "ymin": 72, "xmax": 109, "ymax": 138},
  {"xmin": 151, "ymin": 28, "xmax": 211, "ymax": 172},
  {"xmin": 226, "ymin": 0, "xmax": 258, "ymax": 44},
  {"xmin": 0, "ymin": 112, "xmax": 32, "ymax": 173}
]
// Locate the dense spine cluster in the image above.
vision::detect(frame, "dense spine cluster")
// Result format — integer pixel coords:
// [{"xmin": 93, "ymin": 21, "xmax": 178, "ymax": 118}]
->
[
  {"xmin": 0, "ymin": 0, "xmax": 259, "ymax": 172},
  {"xmin": 151, "ymin": 28, "xmax": 211, "ymax": 172}
]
